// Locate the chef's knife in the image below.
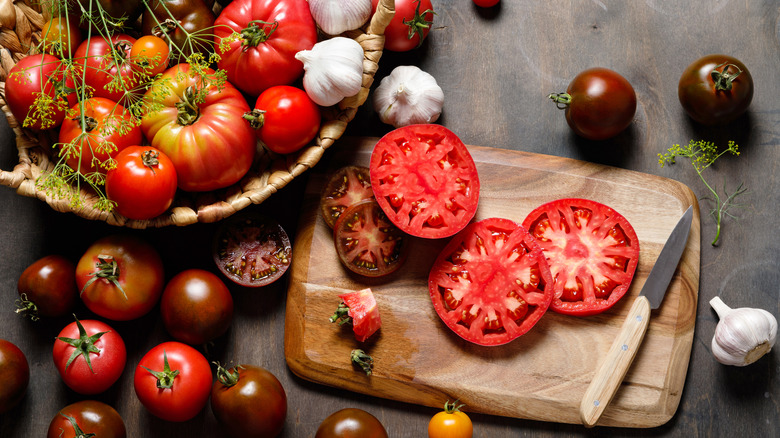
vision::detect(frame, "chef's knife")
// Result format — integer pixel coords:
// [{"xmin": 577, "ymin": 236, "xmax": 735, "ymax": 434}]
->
[{"xmin": 579, "ymin": 206, "xmax": 694, "ymax": 427}]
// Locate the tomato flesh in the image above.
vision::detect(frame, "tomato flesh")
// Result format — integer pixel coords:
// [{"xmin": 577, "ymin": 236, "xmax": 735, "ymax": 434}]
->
[
  {"xmin": 337, "ymin": 288, "xmax": 382, "ymax": 342},
  {"xmin": 522, "ymin": 198, "xmax": 640, "ymax": 316},
  {"xmin": 428, "ymin": 218, "xmax": 554, "ymax": 346},
  {"xmin": 320, "ymin": 166, "xmax": 375, "ymax": 229}
]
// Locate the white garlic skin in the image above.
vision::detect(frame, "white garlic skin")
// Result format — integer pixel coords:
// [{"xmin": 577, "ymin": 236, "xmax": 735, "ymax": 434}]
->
[
  {"xmin": 373, "ymin": 65, "xmax": 444, "ymax": 128},
  {"xmin": 295, "ymin": 37, "xmax": 364, "ymax": 107},
  {"xmin": 710, "ymin": 296, "xmax": 778, "ymax": 366},
  {"xmin": 309, "ymin": 0, "xmax": 372, "ymax": 36}
]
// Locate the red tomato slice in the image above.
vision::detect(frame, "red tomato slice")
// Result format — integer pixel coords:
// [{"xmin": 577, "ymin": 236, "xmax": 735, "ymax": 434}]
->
[
  {"xmin": 428, "ymin": 218, "xmax": 554, "ymax": 346},
  {"xmin": 336, "ymin": 288, "xmax": 382, "ymax": 342},
  {"xmin": 369, "ymin": 124, "xmax": 480, "ymax": 239},
  {"xmin": 320, "ymin": 166, "xmax": 375, "ymax": 229},
  {"xmin": 521, "ymin": 198, "xmax": 640, "ymax": 316}
]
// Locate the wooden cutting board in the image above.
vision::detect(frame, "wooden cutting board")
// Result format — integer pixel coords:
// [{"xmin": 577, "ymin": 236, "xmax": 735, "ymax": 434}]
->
[{"xmin": 284, "ymin": 137, "xmax": 701, "ymax": 428}]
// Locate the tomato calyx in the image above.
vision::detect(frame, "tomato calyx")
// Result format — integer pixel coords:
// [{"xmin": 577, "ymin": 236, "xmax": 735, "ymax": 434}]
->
[
  {"xmin": 329, "ymin": 302, "xmax": 353, "ymax": 326},
  {"xmin": 14, "ymin": 293, "xmax": 40, "ymax": 321},
  {"xmin": 141, "ymin": 350, "xmax": 180, "ymax": 389},
  {"xmin": 442, "ymin": 399, "xmax": 465, "ymax": 414},
  {"xmin": 56, "ymin": 315, "xmax": 108, "ymax": 373},
  {"xmin": 213, "ymin": 362, "xmax": 242, "ymax": 388},
  {"xmin": 175, "ymin": 86, "xmax": 202, "ymax": 126},
  {"xmin": 151, "ymin": 18, "xmax": 178, "ymax": 39},
  {"xmin": 242, "ymin": 108, "xmax": 267, "ymax": 129},
  {"xmin": 351, "ymin": 349, "xmax": 374, "ymax": 376},
  {"xmin": 547, "ymin": 92, "xmax": 572, "ymax": 109},
  {"xmin": 403, "ymin": 0, "xmax": 435, "ymax": 48},
  {"xmin": 241, "ymin": 20, "xmax": 279, "ymax": 48},
  {"xmin": 141, "ymin": 149, "xmax": 161, "ymax": 172},
  {"xmin": 80, "ymin": 254, "xmax": 128, "ymax": 300},
  {"xmin": 61, "ymin": 413, "xmax": 96, "ymax": 438},
  {"xmin": 711, "ymin": 62, "xmax": 743, "ymax": 92}
]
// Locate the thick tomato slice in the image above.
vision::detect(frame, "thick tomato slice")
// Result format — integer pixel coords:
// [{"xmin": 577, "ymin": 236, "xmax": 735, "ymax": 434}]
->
[
  {"xmin": 333, "ymin": 288, "xmax": 382, "ymax": 342},
  {"xmin": 521, "ymin": 198, "xmax": 640, "ymax": 316},
  {"xmin": 428, "ymin": 218, "xmax": 554, "ymax": 346},
  {"xmin": 320, "ymin": 166, "xmax": 375, "ymax": 229},
  {"xmin": 212, "ymin": 213, "xmax": 292, "ymax": 288},
  {"xmin": 369, "ymin": 124, "xmax": 480, "ymax": 239},
  {"xmin": 333, "ymin": 199, "xmax": 409, "ymax": 277}
]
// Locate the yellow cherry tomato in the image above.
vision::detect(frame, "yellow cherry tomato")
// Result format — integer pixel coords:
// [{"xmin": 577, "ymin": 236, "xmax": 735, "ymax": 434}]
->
[{"xmin": 428, "ymin": 400, "xmax": 473, "ymax": 438}]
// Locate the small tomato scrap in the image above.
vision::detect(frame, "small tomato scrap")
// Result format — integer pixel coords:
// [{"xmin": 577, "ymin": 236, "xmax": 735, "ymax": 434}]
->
[
  {"xmin": 428, "ymin": 400, "xmax": 473, "ymax": 438},
  {"xmin": 330, "ymin": 288, "xmax": 382, "ymax": 342}
]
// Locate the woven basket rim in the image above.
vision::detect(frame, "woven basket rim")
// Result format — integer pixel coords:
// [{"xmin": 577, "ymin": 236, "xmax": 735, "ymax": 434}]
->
[{"xmin": 0, "ymin": 0, "xmax": 395, "ymax": 228}]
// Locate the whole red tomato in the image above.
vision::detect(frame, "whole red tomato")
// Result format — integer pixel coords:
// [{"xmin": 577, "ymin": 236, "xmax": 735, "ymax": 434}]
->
[
  {"xmin": 141, "ymin": 0, "xmax": 216, "ymax": 64},
  {"xmin": 105, "ymin": 146, "xmax": 178, "ymax": 220},
  {"xmin": 678, "ymin": 54, "xmax": 753, "ymax": 126},
  {"xmin": 211, "ymin": 364, "xmax": 287, "ymax": 437},
  {"xmin": 134, "ymin": 341, "xmax": 213, "ymax": 422},
  {"xmin": 160, "ymin": 269, "xmax": 234, "ymax": 345},
  {"xmin": 46, "ymin": 400, "xmax": 126, "ymax": 438},
  {"xmin": 315, "ymin": 408, "xmax": 388, "ymax": 438},
  {"xmin": 53, "ymin": 317, "xmax": 127, "ymax": 395},
  {"xmin": 58, "ymin": 97, "xmax": 142, "ymax": 175},
  {"xmin": 141, "ymin": 63, "xmax": 256, "ymax": 192},
  {"xmin": 5, "ymin": 54, "xmax": 76, "ymax": 130},
  {"xmin": 16, "ymin": 254, "xmax": 78, "ymax": 320},
  {"xmin": 214, "ymin": 0, "xmax": 318, "ymax": 96},
  {"xmin": 473, "ymin": 0, "xmax": 500, "ymax": 6},
  {"xmin": 245, "ymin": 85, "xmax": 321, "ymax": 155},
  {"xmin": 76, "ymin": 234, "xmax": 165, "ymax": 321},
  {"xmin": 372, "ymin": 0, "xmax": 434, "ymax": 52},
  {"xmin": 548, "ymin": 67, "xmax": 637, "ymax": 140},
  {"xmin": 0, "ymin": 339, "xmax": 29, "ymax": 413},
  {"xmin": 73, "ymin": 34, "xmax": 140, "ymax": 105}
]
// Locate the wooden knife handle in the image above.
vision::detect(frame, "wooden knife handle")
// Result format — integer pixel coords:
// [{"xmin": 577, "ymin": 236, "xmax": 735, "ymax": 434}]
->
[{"xmin": 579, "ymin": 295, "xmax": 651, "ymax": 427}]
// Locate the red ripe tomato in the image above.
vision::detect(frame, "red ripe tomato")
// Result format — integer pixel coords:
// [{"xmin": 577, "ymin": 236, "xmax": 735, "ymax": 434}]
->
[
  {"xmin": 160, "ymin": 269, "xmax": 234, "ymax": 345},
  {"xmin": 41, "ymin": 16, "xmax": 83, "ymax": 57},
  {"xmin": 46, "ymin": 400, "xmax": 126, "ymax": 438},
  {"xmin": 5, "ymin": 54, "xmax": 76, "ymax": 130},
  {"xmin": 315, "ymin": 408, "xmax": 388, "ymax": 438},
  {"xmin": 330, "ymin": 288, "xmax": 382, "ymax": 342},
  {"xmin": 372, "ymin": 0, "xmax": 434, "ymax": 52},
  {"xmin": 134, "ymin": 341, "xmax": 213, "ymax": 422},
  {"xmin": 16, "ymin": 255, "xmax": 78, "ymax": 320},
  {"xmin": 0, "ymin": 339, "xmax": 29, "ymax": 414},
  {"xmin": 130, "ymin": 35, "xmax": 170, "ymax": 77},
  {"xmin": 333, "ymin": 199, "xmax": 409, "ymax": 277},
  {"xmin": 105, "ymin": 146, "xmax": 178, "ymax": 220},
  {"xmin": 428, "ymin": 401, "xmax": 473, "ymax": 438},
  {"xmin": 473, "ymin": 0, "xmax": 500, "ymax": 7},
  {"xmin": 245, "ymin": 85, "xmax": 321, "ymax": 155},
  {"xmin": 214, "ymin": 0, "xmax": 318, "ymax": 96},
  {"xmin": 76, "ymin": 234, "xmax": 165, "ymax": 321},
  {"xmin": 548, "ymin": 67, "xmax": 637, "ymax": 140},
  {"xmin": 73, "ymin": 34, "xmax": 140, "ymax": 105},
  {"xmin": 58, "ymin": 97, "xmax": 142, "ymax": 175},
  {"xmin": 52, "ymin": 317, "xmax": 127, "ymax": 395},
  {"xmin": 141, "ymin": 63, "xmax": 256, "ymax": 192},
  {"xmin": 320, "ymin": 166, "xmax": 375, "ymax": 229},
  {"xmin": 678, "ymin": 54, "xmax": 753, "ymax": 126},
  {"xmin": 428, "ymin": 218, "xmax": 555, "ymax": 346},
  {"xmin": 211, "ymin": 364, "xmax": 288, "ymax": 438},
  {"xmin": 369, "ymin": 124, "xmax": 481, "ymax": 239},
  {"xmin": 521, "ymin": 198, "xmax": 640, "ymax": 316}
]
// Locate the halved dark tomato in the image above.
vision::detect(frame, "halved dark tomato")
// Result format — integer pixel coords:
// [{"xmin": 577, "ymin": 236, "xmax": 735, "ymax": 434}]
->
[
  {"xmin": 428, "ymin": 217, "xmax": 554, "ymax": 346},
  {"xmin": 333, "ymin": 199, "xmax": 409, "ymax": 277},
  {"xmin": 212, "ymin": 213, "xmax": 292, "ymax": 287},
  {"xmin": 521, "ymin": 198, "xmax": 640, "ymax": 316},
  {"xmin": 320, "ymin": 166, "xmax": 374, "ymax": 229},
  {"xmin": 369, "ymin": 124, "xmax": 480, "ymax": 239}
]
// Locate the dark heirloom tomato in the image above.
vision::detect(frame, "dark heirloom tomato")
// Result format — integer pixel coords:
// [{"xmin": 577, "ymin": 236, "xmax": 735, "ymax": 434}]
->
[
  {"xmin": 0, "ymin": 339, "xmax": 29, "ymax": 413},
  {"xmin": 46, "ymin": 400, "xmax": 126, "ymax": 438},
  {"xmin": 245, "ymin": 85, "xmax": 321, "ymax": 155},
  {"xmin": 212, "ymin": 213, "xmax": 292, "ymax": 287},
  {"xmin": 141, "ymin": 0, "xmax": 216, "ymax": 64},
  {"xmin": 105, "ymin": 146, "xmax": 178, "ymax": 220},
  {"xmin": 73, "ymin": 34, "xmax": 140, "ymax": 105},
  {"xmin": 5, "ymin": 54, "xmax": 76, "ymax": 130},
  {"xmin": 211, "ymin": 364, "xmax": 288, "ymax": 438},
  {"xmin": 320, "ymin": 166, "xmax": 374, "ymax": 229},
  {"xmin": 428, "ymin": 218, "xmax": 554, "ymax": 346},
  {"xmin": 369, "ymin": 124, "xmax": 480, "ymax": 239},
  {"xmin": 549, "ymin": 67, "xmax": 637, "ymax": 140},
  {"xmin": 678, "ymin": 54, "xmax": 753, "ymax": 125},
  {"xmin": 333, "ymin": 199, "xmax": 409, "ymax": 277},
  {"xmin": 74, "ymin": 0, "xmax": 144, "ymax": 24},
  {"xmin": 330, "ymin": 288, "xmax": 382, "ymax": 342},
  {"xmin": 17, "ymin": 255, "xmax": 78, "ymax": 320},
  {"xmin": 315, "ymin": 408, "xmax": 388, "ymax": 438},
  {"xmin": 521, "ymin": 198, "xmax": 640, "ymax": 316}
]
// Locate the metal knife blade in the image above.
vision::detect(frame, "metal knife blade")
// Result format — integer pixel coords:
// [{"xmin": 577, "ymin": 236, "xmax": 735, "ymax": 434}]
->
[{"xmin": 579, "ymin": 206, "xmax": 694, "ymax": 427}]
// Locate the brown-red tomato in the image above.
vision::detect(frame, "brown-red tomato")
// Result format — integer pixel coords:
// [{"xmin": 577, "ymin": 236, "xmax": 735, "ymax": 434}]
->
[
  {"xmin": 46, "ymin": 400, "xmax": 126, "ymax": 438},
  {"xmin": 678, "ymin": 54, "xmax": 753, "ymax": 126},
  {"xmin": 315, "ymin": 408, "xmax": 389, "ymax": 438},
  {"xmin": 16, "ymin": 255, "xmax": 78, "ymax": 320},
  {"xmin": 0, "ymin": 339, "xmax": 29, "ymax": 413}
]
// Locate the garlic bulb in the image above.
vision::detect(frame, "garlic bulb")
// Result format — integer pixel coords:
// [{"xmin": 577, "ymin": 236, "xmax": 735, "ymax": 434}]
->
[
  {"xmin": 295, "ymin": 37, "xmax": 364, "ymax": 107},
  {"xmin": 309, "ymin": 0, "xmax": 372, "ymax": 36},
  {"xmin": 373, "ymin": 65, "xmax": 444, "ymax": 128},
  {"xmin": 710, "ymin": 296, "xmax": 777, "ymax": 366}
]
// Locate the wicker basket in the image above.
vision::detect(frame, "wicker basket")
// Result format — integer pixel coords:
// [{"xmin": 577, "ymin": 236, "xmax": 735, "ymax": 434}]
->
[{"xmin": 0, "ymin": 0, "xmax": 394, "ymax": 228}]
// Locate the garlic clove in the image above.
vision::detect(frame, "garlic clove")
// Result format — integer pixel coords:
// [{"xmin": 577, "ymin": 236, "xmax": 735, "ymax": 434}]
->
[
  {"xmin": 710, "ymin": 296, "xmax": 778, "ymax": 366},
  {"xmin": 295, "ymin": 37, "xmax": 365, "ymax": 107},
  {"xmin": 373, "ymin": 65, "xmax": 444, "ymax": 128},
  {"xmin": 309, "ymin": 0, "xmax": 372, "ymax": 36}
]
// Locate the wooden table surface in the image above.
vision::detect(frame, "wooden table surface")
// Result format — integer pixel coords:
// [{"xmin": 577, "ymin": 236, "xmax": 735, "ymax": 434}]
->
[{"xmin": 1, "ymin": 0, "xmax": 778, "ymax": 436}]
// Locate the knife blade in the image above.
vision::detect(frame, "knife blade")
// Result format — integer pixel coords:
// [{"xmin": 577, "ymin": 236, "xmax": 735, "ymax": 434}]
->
[{"xmin": 579, "ymin": 206, "xmax": 693, "ymax": 427}]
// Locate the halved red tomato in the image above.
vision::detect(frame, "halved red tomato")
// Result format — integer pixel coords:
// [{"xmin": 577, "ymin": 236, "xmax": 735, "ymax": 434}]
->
[
  {"xmin": 521, "ymin": 198, "xmax": 640, "ymax": 316},
  {"xmin": 333, "ymin": 199, "xmax": 409, "ymax": 277},
  {"xmin": 330, "ymin": 288, "xmax": 382, "ymax": 342},
  {"xmin": 320, "ymin": 166, "xmax": 374, "ymax": 229},
  {"xmin": 369, "ymin": 124, "xmax": 480, "ymax": 239},
  {"xmin": 428, "ymin": 218, "xmax": 554, "ymax": 346}
]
